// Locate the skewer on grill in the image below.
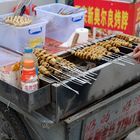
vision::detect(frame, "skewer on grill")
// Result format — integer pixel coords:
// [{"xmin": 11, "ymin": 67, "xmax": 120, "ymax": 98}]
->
[
  {"xmin": 66, "ymin": 63, "xmax": 97, "ymax": 79},
  {"xmin": 35, "ymin": 50, "xmax": 94, "ymax": 84},
  {"xmin": 56, "ymin": 62, "xmax": 96, "ymax": 82},
  {"xmin": 116, "ymin": 34, "xmax": 140, "ymax": 43},
  {"xmin": 39, "ymin": 66, "xmax": 79, "ymax": 94},
  {"xmin": 112, "ymin": 53, "xmax": 134, "ymax": 62},
  {"xmin": 50, "ymin": 74, "xmax": 79, "ymax": 94},
  {"xmin": 107, "ymin": 53, "xmax": 135, "ymax": 65},
  {"xmin": 41, "ymin": 61, "xmax": 92, "ymax": 84},
  {"xmin": 72, "ymin": 34, "xmax": 136, "ymax": 64},
  {"xmin": 84, "ymin": 75, "xmax": 96, "ymax": 81},
  {"xmin": 112, "ymin": 60, "xmax": 126, "ymax": 66},
  {"xmin": 101, "ymin": 57, "xmax": 125, "ymax": 66},
  {"xmin": 121, "ymin": 46, "xmax": 134, "ymax": 51},
  {"xmin": 117, "ymin": 58, "xmax": 135, "ymax": 65},
  {"xmin": 35, "ymin": 48, "xmax": 76, "ymax": 69}
]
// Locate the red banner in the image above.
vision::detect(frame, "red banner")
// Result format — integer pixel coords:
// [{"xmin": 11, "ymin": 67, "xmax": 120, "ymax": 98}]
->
[
  {"xmin": 135, "ymin": 1, "xmax": 140, "ymax": 23},
  {"xmin": 74, "ymin": 0, "xmax": 135, "ymax": 34}
]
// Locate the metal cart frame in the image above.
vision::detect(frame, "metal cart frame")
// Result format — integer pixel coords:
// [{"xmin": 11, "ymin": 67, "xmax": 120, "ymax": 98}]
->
[{"xmin": 0, "ymin": 81, "xmax": 140, "ymax": 140}]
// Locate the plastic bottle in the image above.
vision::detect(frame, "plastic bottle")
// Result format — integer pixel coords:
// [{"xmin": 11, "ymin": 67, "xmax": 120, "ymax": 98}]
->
[{"xmin": 21, "ymin": 48, "xmax": 38, "ymax": 92}]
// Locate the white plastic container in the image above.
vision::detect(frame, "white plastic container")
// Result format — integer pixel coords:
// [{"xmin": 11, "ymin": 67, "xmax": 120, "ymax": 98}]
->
[
  {"xmin": 0, "ymin": 13, "xmax": 47, "ymax": 53},
  {"xmin": 35, "ymin": 3, "xmax": 86, "ymax": 42}
]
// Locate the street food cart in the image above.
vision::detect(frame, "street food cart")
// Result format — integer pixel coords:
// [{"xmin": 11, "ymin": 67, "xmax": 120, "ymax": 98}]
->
[
  {"xmin": 0, "ymin": 34, "xmax": 140, "ymax": 140},
  {"xmin": 0, "ymin": 1, "xmax": 140, "ymax": 140}
]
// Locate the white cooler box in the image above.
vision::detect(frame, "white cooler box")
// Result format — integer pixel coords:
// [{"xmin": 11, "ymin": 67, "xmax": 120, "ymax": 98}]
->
[
  {"xmin": 0, "ymin": 13, "xmax": 47, "ymax": 53},
  {"xmin": 35, "ymin": 3, "xmax": 86, "ymax": 42}
]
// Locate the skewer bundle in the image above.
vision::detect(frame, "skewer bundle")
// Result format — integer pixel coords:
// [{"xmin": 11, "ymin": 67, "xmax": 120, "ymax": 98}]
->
[
  {"xmin": 72, "ymin": 45, "xmax": 112, "ymax": 61},
  {"xmin": 72, "ymin": 34, "xmax": 137, "ymax": 61},
  {"xmin": 110, "ymin": 38, "xmax": 132, "ymax": 48},
  {"xmin": 4, "ymin": 15, "xmax": 32, "ymax": 27},
  {"xmin": 96, "ymin": 38, "xmax": 132, "ymax": 53},
  {"xmin": 96, "ymin": 41, "xmax": 120, "ymax": 53},
  {"xmin": 116, "ymin": 34, "xmax": 140, "ymax": 43},
  {"xmin": 34, "ymin": 48, "xmax": 75, "ymax": 77}
]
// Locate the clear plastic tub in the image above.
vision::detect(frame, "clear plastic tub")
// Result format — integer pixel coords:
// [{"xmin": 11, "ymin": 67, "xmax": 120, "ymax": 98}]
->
[
  {"xmin": 0, "ymin": 13, "xmax": 47, "ymax": 53},
  {"xmin": 35, "ymin": 3, "xmax": 86, "ymax": 42}
]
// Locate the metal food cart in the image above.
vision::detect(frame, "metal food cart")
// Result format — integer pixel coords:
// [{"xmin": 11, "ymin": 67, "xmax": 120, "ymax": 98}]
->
[{"xmin": 0, "ymin": 35, "xmax": 140, "ymax": 140}]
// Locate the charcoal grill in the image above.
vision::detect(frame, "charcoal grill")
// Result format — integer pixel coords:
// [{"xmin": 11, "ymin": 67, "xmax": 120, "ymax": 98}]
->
[{"xmin": 36, "ymin": 35, "xmax": 140, "ymax": 122}]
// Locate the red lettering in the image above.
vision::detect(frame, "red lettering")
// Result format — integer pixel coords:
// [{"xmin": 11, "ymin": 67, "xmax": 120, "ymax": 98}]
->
[
  {"xmin": 107, "ymin": 122, "xmax": 116, "ymax": 137},
  {"xmin": 94, "ymin": 127, "xmax": 109, "ymax": 140},
  {"xmin": 94, "ymin": 130, "xmax": 102, "ymax": 140},
  {"xmin": 133, "ymin": 96, "xmax": 140, "ymax": 106},
  {"xmin": 84, "ymin": 110, "xmax": 140, "ymax": 140},
  {"xmin": 85, "ymin": 119, "xmax": 96, "ymax": 132},
  {"xmin": 101, "ymin": 112, "xmax": 110, "ymax": 124},
  {"xmin": 102, "ymin": 127, "xmax": 108, "ymax": 139},
  {"xmin": 134, "ymin": 111, "xmax": 140, "ymax": 124},
  {"xmin": 116, "ymin": 112, "xmax": 139, "ymax": 133},
  {"xmin": 116, "ymin": 120, "xmax": 122, "ymax": 133},
  {"xmin": 122, "ymin": 100, "xmax": 132, "ymax": 112}
]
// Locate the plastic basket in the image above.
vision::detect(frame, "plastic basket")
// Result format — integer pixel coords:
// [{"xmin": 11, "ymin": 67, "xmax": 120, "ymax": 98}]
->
[
  {"xmin": 35, "ymin": 3, "xmax": 86, "ymax": 42},
  {"xmin": 0, "ymin": 13, "xmax": 47, "ymax": 53}
]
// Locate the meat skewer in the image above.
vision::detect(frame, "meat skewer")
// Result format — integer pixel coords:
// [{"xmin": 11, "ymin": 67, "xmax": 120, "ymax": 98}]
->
[
  {"xmin": 41, "ymin": 61, "xmax": 92, "ymax": 85},
  {"xmin": 116, "ymin": 34, "xmax": 140, "ymax": 43}
]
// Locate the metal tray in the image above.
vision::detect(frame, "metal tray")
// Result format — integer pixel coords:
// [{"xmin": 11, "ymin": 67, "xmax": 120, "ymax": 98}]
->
[
  {"xmin": 0, "ymin": 46, "xmax": 52, "ymax": 112},
  {"xmin": 0, "ymin": 79, "xmax": 51, "ymax": 112}
]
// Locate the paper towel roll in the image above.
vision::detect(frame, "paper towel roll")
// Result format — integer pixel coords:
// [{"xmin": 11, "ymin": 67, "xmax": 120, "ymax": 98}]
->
[
  {"xmin": 75, "ymin": 28, "xmax": 89, "ymax": 44},
  {"xmin": 60, "ymin": 28, "xmax": 89, "ymax": 48}
]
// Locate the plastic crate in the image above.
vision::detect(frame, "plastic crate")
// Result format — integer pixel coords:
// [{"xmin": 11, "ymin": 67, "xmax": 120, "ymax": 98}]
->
[
  {"xmin": 0, "ymin": 13, "xmax": 47, "ymax": 53},
  {"xmin": 35, "ymin": 3, "xmax": 86, "ymax": 42}
]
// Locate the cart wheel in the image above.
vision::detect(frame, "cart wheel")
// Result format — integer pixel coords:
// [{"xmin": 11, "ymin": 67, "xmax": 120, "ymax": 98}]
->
[{"xmin": 0, "ymin": 102, "xmax": 31, "ymax": 140}]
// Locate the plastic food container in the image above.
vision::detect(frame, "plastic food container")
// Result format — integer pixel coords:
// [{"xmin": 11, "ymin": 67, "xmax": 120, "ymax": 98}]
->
[
  {"xmin": 0, "ymin": 13, "xmax": 47, "ymax": 53},
  {"xmin": 35, "ymin": 3, "xmax": 86, "ymax": 42}
]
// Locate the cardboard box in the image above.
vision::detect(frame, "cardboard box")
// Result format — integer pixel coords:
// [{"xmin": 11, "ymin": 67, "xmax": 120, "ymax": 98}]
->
[{"xmin": 74, "ymin": 0, "xmax": 140, "ymax": 39}]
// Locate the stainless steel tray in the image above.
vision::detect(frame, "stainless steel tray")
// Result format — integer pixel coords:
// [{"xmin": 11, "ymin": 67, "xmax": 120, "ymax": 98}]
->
[
  {"xmin": 0, "ymin": 79, "xmax": 51, "ymax": 112},
  {"xmin": 0, "ymin": 46, "xmax": 51, "ymax": 112}
]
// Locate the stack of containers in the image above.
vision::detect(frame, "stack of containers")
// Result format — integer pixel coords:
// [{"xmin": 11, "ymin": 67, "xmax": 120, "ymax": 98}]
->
[
  {"xmin": 35, "ymin": 3, "xmax": 86, "ymax": 42},
  {"xmin": 0, "ymin": 13, "xmax": 47, "ymax": 53}
]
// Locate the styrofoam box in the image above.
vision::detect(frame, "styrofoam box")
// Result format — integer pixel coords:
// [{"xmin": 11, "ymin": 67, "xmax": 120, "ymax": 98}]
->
[
  {"xmin": 0, "ymin": 13, "xmax": 47, "ymax": 53},
  {"xmin": 35, "ymin": 3, "xmax": 86, "ymax": 42}
]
